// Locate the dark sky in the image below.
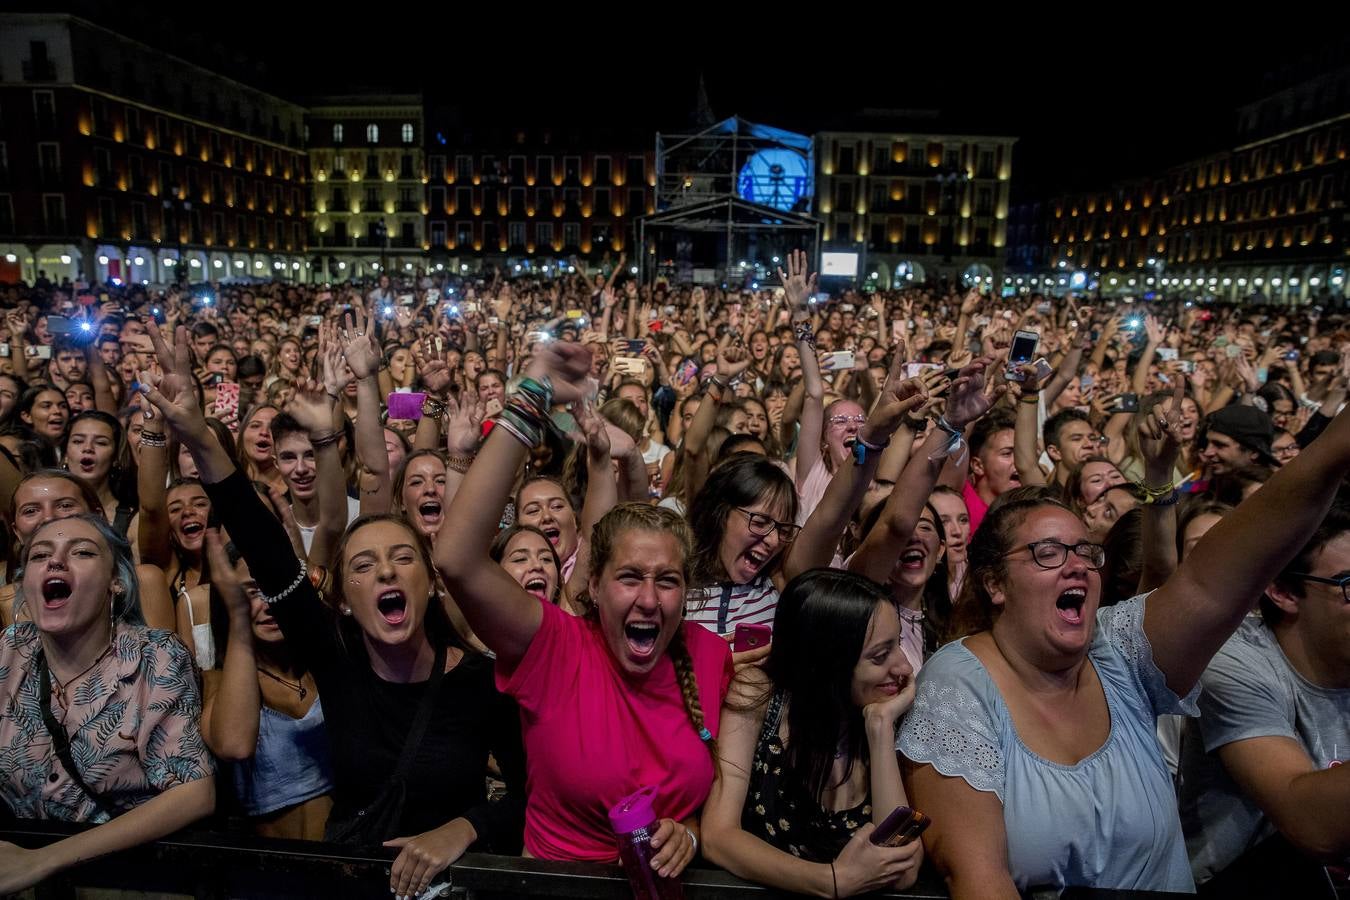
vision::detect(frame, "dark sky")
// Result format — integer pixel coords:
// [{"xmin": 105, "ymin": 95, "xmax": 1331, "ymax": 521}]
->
[{"xmin": 42, "ymin": 2, "xmax": 1350, "ymax": 197}]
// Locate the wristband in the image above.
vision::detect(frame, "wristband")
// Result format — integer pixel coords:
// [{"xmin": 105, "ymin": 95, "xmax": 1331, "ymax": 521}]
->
[
  {"xmin": 138, "ymin": 430, "xmax": 167, "ymax": 448},
  {"xmin": 446, "ymin": 453, "xmax": 476, "ymax": 474},
  {"xmin": 851, "ymin": 432, "xmax": 890, "ymax": 466},
  {"xmin": 1142, "ymin": 488, "xmax": 1180, "ymax": 507},
  {"xmin": 309, "ymin": 430, "xmax": 341, "ymax": 450},
  {"xmin": 1138, "ymin": 480, "xmax": 1175, "ymax": 502},
  {"xmin": 927, "ymin": 415, "xmax": 968, "ymax": 465}
]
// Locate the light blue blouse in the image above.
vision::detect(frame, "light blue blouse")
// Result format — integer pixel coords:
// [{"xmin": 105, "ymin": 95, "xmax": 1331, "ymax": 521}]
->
[{"xmin": 897, "ymin": 594, "xmax": 1199, "ymax": 894}]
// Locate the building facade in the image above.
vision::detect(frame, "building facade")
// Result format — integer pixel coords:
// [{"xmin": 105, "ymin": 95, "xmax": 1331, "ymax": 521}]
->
[
  {"xmin": 304, "ymin": 97, "xmax": 424, "ymax": 282},
  {"xmin": 0, "ymin": 13, "xmax": 309, "ymax": 286},
  {"xmin": 422, "ymin": 119, "xmax": 655, "ymax": 274},
  {"xmin": 814, "ymin": 127, "xmax": 1016, "ymax": 289},
  {"xmin": 1009, "ymin": 66, "xmax": 1348, "ymax": 303}
]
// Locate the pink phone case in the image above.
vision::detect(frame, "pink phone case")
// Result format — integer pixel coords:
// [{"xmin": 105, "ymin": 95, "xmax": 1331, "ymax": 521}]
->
[
  {"xmin": 387, "ymin": 392, "xmax": 426, "ymax": 420},
  {"xmin": 212, "ymin": 382, "xmax": 241, "ymax": 424}
]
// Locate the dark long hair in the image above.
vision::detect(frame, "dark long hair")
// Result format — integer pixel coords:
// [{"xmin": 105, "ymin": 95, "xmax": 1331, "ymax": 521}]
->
[
  {"xmin": 761, "ymin": 568, "xmax": 893, "ymax": 803},
  {"xmin": 490, "ymin": 524, "xmax": 564, "ymax": 605},
  {"xmin": 857, "ymin": 497, "xmax": 952, "ymax": 653},
  {"xmin": 688, "ymin": 454, "xmax": 798, "ymax": 587}
]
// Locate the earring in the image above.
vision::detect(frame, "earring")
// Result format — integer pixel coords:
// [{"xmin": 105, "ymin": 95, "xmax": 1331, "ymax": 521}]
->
[{"xmin": 339, "ymin": 603, "xmax": 353, "ymax": 616}]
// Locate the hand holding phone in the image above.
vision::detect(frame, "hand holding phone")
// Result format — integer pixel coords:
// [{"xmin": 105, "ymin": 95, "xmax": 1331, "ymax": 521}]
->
[
  {"xmin": 870, "ymin": 806, "xmax": 932, "ymax": 847},
  {"xmin": 732, "ymin": 623, "xmax": 772, "ymax": 654}
]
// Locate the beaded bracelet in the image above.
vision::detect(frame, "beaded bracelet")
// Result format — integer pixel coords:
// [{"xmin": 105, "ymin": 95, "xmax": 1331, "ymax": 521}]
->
[
  {"xmin": 262, "ymin": 559, "xmax": 308, "ymax": 606},
  {"xmin": 446, "ymin": 453, "xmax": 476, "ymax": 474},
  {"xmin": 139, "ymin": 430, "xmax": 167, "ymax": 448},
  {"xmin": 794, "ymin": 322, "xmax": 816, "ymax": 347}
]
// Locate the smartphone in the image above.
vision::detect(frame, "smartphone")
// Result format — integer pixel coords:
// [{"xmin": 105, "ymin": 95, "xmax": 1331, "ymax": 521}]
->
[
  {"xmin": 28, "ymin": 345, "xmax": 52, "ymax": 360},
  {"xmin": 527, "ymin": 331, "xmax": 552, "ymax": 344},
  {"xmin": 676, "ymin": 358, "xmax": 700, "ymax": 386},
  {"xmin": 1225, "ymin": 344, "xmax": 1243, "ymax": 359},
  {"xmin": 905, "ymin": 362, "xmax": 943, "ymax": 379},
  {"xmin": 202, "ymin": 371, "xmax": 225, "ymax": 387},
  {"xmin": 212, "ymin": 382, "xmax": 240, "ymax": 423},
  {"xmin": 0, "ymin": 344, "xmax": 10, "ymax": 358},
  {"xmin": 387, "ymin": 391, "xmax": 426, "ymax": 421},
  {"xmin": 46, "ymin": 315, "xmax": 74, "ymax": 336},
  {"xmin": 1156, "ymin": 347, "xmax": 1178, "ymax": 362},
  {"xmin": 871, "ymin": 806, "xmax": 918, "ymax": 847},
  {"xmin": 732, "ymin": 622, "xmax": 772, "ymax": 654},
  {"xmin": 612, "ymin": 356, "xmax": 648, "ymax": 377},
  {"xmin": 565, "ymin": 309, "xmax": 585, "ymax": 320},
  {"xmin": 891, "ymin": 320, "xmax": 906, "ymax": 342},
  {"xmin": 1179, "ymin": 360, "xmax": 1197, "ymax": 374},
  {"xmin": 398, "ymin": 294, "xmax": 416, "ymax": 307},
  {"xmin": 1035, "ymin": 301, "xmax": 1053, "ymax": 315},
  {"xmin": 308, "ymin": 315, "xmax": 322, "ymax": 326},
  {"xmin": 1029, "ymin": 357, "xmax": 1054, "ymax": 383},
  {"xmin": 1109, "ymin": 392, "xmax": 1140, "ymax": 414},
  {"xmin": 1005, "ymin": 330, "xmax": 1040, "ymax": 381},
  {"xmin": 623, "ymin": 339, "xmax": 646, "ymax": 354},
  {"xmin": 821, "ymin": 350, "xmax": 856, "ymax": 372},
  {"xmin": 1284, "ymin": 349, "xmax": 1300, "ymax": 362}
]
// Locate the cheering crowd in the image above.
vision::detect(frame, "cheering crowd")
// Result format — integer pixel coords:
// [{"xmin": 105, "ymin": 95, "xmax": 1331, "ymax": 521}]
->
[{"xmin": 0, "ymin": 250, "xmax": 1346, "ymax": 899}]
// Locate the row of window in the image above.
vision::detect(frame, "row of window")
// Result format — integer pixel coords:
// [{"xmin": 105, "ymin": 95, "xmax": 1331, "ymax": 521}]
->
[
  {"xmin": 823, "ymin": 141, "xmax": 1006, "ymax": 179},
  {"xmin": 424, "ymin": 219, "xmax": 593, "ymax": 251},
  {"xmin": 827, "ymin": 181, "xmax": 1002, "ymax": 216},
  {"xmin": 328, "ymin": 123, "xmax": 416, "ymax": 145},
  {"xmin": 1040, "ymin": 222, "xmax": 1336, "ymax": 269},
  {"xmin": 314, "ymin": 152, "xmax": 418, "ymax": 180},
  {"xmin": 425, "ymin": 154, "xmax": 647, "ymax": 186}
]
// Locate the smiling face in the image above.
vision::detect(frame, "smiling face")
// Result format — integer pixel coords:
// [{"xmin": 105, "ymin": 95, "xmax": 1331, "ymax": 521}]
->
[
  {"xmin": 1201, "ymin": 431, "xmax": 1258, "ymax": 476},
  {"xmin": 278, "ymin": 339, "xmax": 301, "ymax": 373},
  {"xmin": 341, "ymin": 519, "xmax": 432, "ymax": 647},
  {"xmin": 590, "ymin": 528, "xmax": 687, "ymax": 677},
  {"xmin": 13, "ymin": 476, "xmax": 91, "ymax": 544},
  {"xmin": 64, "ymin": 418, "xmax": 116, "ymax": 487},
  {"xmin": 718, "ymin": 490, "xmax": 792, "ymax": 585},
  {"xmin": 517, "ymin": 480, "xmax": 579, "ymax": 562},
  {"xmin": 167, "ymin": 483, "xmax": 210, "ymax": 553},
  {"xmin": 889, "ymin": 507, "xmax": 945, "ymax": 593},
  {"xmin": 500, "ymin": 530, "xmax": 560, "ymax": 603},
  {"xmin": 23, "ymin": 517, "xmax": 117, "ymax": 640},
  {"xmin": 401, "ymin": 454, "xmax": 447, "ymax": 537},
  {"xmin": 823, "ymin": 399, "xmax": 865, "ymax": 462},
  {"xmin": 989, "ymin": 506, "xmax": 1101, "ymax": 664},
  {"xmin": 849, "ymin": 601, "xmax": 913, "ymax": 707}
]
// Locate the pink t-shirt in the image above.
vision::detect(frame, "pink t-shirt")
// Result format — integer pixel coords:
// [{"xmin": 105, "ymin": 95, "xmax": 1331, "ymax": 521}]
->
[
  {"xmin": 795, "ymin": 455, "xmax": 832, "ymax": 526},
  {"xmin": 496, "ymin": 599, "xmax": 733, "ymax": 861},
  {"xmin": 962, "ymin": 478, "xmax": 991, "ymax": 536}
]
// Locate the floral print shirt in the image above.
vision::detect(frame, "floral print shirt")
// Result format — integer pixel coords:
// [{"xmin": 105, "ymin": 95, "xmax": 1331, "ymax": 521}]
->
[{"xmin": 0, "ymin": 622, "xmax": 214, "ymax": 823}]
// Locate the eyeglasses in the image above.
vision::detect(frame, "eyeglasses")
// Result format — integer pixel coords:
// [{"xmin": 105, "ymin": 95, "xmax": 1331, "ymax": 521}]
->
[
  {"xmin": 828, "ymin": 414, "xmax": 866, "ymax": 426},
  {"xmin": 1287, "ymin": 572, "xmax": 1350, "ymax": 602},
  {"xmin": 1273, "ymin": 443, "xmax": 1299, "ymax": 458},
  {"xmin": 736, "ymin": 508, "xmax": 801, "ymax": 543},
  {"xmin": 1006, "ymin": 539, "xmax": 1106, "ymax": 571}
]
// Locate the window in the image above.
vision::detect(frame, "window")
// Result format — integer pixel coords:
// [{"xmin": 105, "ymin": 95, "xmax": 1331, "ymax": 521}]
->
[
  {"xmin": 401, "ymin": 123, "xmax": 414, "ymax": 143},
  {"xmin": 626, "ymin": 156, "xmax": 644, "ymax": 186},
  {"xmin": 40, "ymin": 142, "xmax": 61, "ymax": 186},
  {"xmin": 333, "ymin": 124, "xmax": 344, "ymax": 144},
  {"xmin": 836, "ymin": 182, "xmax": 853, "ymax": 211},
  {"xmin": 399, "ymin": 187, "xmax": 416, "ymax": 211},
  {"xmin": 482, "ymin": 221, "xmax": 498, "ymax": 249},
  {"xmin": 595, "ymin": 188, "xmax": 610, "ymax": 214},
  {"xmin": 510, "ymin": 187, "xmax": 525, "ymax": 214},
  {"xmin": 455, "ymin": 155, "xmax": 473, "ymax": 180},
  {"xmin": 509, "ymin": 155, "xmax": 526, "ymax": 183},
  {"xmin": 333, "ymin": 221, "xmax": 347, "ymax": 244},
  {"xmin": 944, "ymin": 149, "xmax": 960, "ymax": 170},
  {"xmin": 537, "ymin": 157, "xmax": 554, "ymax": 185},
  {"xmin": 537, "ymin": 187, "xmax": 553, "ymax": 213},
  {"xmin": 400, "ymin": 221, "xmax": 414, "ymax": 246},
  {"xmin": 563, "ymin": 156, "xmax": 580, "ymax": 182},
  {"xmin": 400, "ymin": 153, "xmax": 414, "ymax": 179},
  {"xmin": 838, "ymin": 145, "xmax": 855, "ymax": 174},
  {"xmin": 364, "ymin": 187, "xmax": 379, "ymax": 209},
  {"xmin": 594, "ymin": 156, "xmax": 611, "ymax": 185},
  {"xmin": 211, "ymin": 212, "xmax": 224, "ymax": 242},
  {"xmin": 332, "ymin": 154, "xmax": 346, "ymax": 176},
  {"xmin": 210, "ymin": 131, "xmax": 221, "ymax": 161},
  {"xmin": 429, "ymin": 155, "xmax": 446, "ymax": 180},
  {"xmin": 481, "ymin": 155, "xmax": 497, "ymax": 181},
  {"xmin": 366, "ymin": 124, "xmax": 379, "ymax": 143},
  {"xmin": 509, "ymin": 221, "xmax": 527, "ymax": 247},
  {"xmin": 536, "ymin": 221, "xmax": 554, "ymax": 246},
  {"xmin": 564, "ymin": 188, "xmax": 580, "ymax": 214},
  {"xmin": 0, "ymin": 195, "xmax": 14, "ymax": 234},
  {"xmin": 430, "ymin": 222, "xmax": 446, "ymax": 246},
  {"xmin": 156, "ymin": 116, "xmax": 170, "ymax": 150},
  {"xmin": 365, "ymin": 154, "xmax": 380, "ymax": 179},
  {"xmin": 97, "ymin": 197, "xmax": 114, "ymax": 234},
  {"xmin": 628, "ymin": 188, "xmax": 645, "ymax": 215},
  {"xmin": 32, "ymin": 91, "xmax": 55, "ymax": 128},
  {"xmin": 131, "ymin": 155, "xmax": 145, "ymax": 192},
  {"xmin": 563, "ymin": 222, "xmax": 580, "ymax": 247},
  {"xmin": 456, "ymin": 221, "xmax": 473, "ymax": 246},
  {"xmin": 126, "ymin": 107, "xmax": 141, "ymax": 143},
  {"xmin": 430, "ymin": 186, "xmax": 445, "ymax": 212},
  {"xmin": 0, "ymin": 143, "xmax": 7, "ymax": 183}
]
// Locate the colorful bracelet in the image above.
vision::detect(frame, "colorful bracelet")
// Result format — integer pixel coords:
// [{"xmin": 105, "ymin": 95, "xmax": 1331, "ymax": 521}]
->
[
  {"xmin": 446, "ymin": 453, "xmax": 476, "ymax": 474},
  {"xmin": 794, "ymin": 322, "xmax": 816, "ymax": 347}
]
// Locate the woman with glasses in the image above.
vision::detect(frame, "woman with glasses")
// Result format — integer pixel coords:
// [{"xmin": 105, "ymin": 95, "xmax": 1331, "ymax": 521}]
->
[
  {"xmin": 1271, "ymin": 428, "xmax": 1300, "ymax": 466},
  {"xmin": 685, "ymin": 353, "xmax": 932, "ymax": 638},
  {"xmin": 897, "ymin": 401, "xmax": 1350, "ymax": 896}
]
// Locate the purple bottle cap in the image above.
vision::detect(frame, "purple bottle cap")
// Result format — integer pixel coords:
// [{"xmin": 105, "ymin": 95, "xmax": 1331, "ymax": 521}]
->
[{"xmin": 608, "ymin": 785, "xmax": 658, "ymax": 834}]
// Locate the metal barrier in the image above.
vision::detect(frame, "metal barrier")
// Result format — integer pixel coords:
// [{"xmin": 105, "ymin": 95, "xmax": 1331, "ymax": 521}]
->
[{"xmin": 7, "ymin": 822, "xmax": 1195, "ymax": 899}]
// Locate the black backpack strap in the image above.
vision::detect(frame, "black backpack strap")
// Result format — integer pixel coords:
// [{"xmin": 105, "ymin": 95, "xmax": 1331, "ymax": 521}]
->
[
  {"xmin": 389, "ymin": 643, "xmax": 448, "ymax": 783},
  {"xmin": 37, "ymin": 654, "xmax": 119, "ymax": 819}
]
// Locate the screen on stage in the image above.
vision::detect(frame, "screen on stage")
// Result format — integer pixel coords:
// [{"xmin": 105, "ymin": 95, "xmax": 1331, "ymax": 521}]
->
[{"xmin": 820, "ymin": 252, "xmax": 859, "ymax": 278}]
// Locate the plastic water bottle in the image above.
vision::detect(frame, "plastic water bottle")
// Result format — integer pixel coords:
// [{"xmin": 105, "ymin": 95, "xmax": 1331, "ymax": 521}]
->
[{"xmin": 608, "ymin": 786, "xmax": 684, "ymax": 900}]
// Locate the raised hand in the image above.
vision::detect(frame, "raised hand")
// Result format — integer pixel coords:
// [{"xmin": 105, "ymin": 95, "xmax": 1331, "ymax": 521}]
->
[
  {"xmin": 572, "ymin": 398, "xmax": 610, "ymax": 457},
  {"xmin": 1143, "ymin": 314, "xmax": 1165, "ymax": 347},
  {"xmin": 862, "ymin": 344, "xmax": 931, "ymax": 439},
  {"xmin": 137, "ymin": 327, "xmax": 210, "ymax": 444},
  {"xmin": 715, "ymin": 334, "xmax": 751, "ymax": 380},
  {"xmin": 285, "ymin": 377, "xmax": 334, "ymax": 435},
  {"xmin": 412, "ymin": 339, "xmax": 453, "ymax": 395},
  {"xmin": 444, "ymin": 390, "xmax": 485, "ymax": 456},
  {"xmin": 526, "ymin": 341, "xmax": 596, "ymax": 405},
  {"xmin": 340, "ymin": 302, "xmax": 381, "ymax": 380},
  {"xmin": 945, "ymin": 356, "xmax": 1002, "ymax": 429},
  {"xmin": 1139, "ymin": 376, "xmax": 1185, "ymax": 475},
  {"xmin": 774, "ymin": 249, "xmax": 818, "ymax": 319}
]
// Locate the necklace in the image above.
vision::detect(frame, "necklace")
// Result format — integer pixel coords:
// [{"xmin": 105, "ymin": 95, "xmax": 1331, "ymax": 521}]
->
[
  {"xmin": 46, "ymin": 641, "xmax": 115, "ymax": 708},
  {"xmin": 256, "ymin": 666, "xmax": 308, "ymax": 699}
]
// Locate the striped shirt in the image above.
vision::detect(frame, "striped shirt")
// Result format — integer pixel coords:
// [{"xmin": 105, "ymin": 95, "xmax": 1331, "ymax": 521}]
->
[{"xmin": 685, "ymin": 576, "xmax": 780, "ymax": 636}]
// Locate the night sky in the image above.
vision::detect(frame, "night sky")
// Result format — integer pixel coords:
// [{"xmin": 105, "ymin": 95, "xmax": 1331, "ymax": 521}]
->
[{"xmin": 38, "ymin": 2, "xmax": 1348, "ymax": 197}]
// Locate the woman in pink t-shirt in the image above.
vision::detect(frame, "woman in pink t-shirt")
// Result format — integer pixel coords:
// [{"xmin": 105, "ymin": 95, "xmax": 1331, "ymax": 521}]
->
[{"xmin": 438, "ymin": 342, "xmax": 731, "ymax": 878}]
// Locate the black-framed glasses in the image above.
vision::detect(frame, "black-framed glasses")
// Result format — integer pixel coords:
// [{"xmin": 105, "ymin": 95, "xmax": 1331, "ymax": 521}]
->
[
  {"xmin": 1006, "ymin": 539, "xmax": 1106, "ymax": 571},
  {"xmin": 1287, "ymin": 572, "xmax": 1350, "ymax": 602},
  {"xmin": 736, "ymin": 508, "xmax": 801, "ymax": 543}
]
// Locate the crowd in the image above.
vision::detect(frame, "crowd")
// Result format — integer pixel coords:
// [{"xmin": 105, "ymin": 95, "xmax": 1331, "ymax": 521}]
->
[{"xmin": 0, "ymin": 249, "xmax": 1346, "ymax": 899}]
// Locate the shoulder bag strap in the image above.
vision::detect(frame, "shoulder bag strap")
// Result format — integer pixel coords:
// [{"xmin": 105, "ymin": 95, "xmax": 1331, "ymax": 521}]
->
[
  {"xmin": 37, "ymin": 654, "xmax": 119, "ymax": 819},
  {"xmin": 388, "ymin": 643, "xmax": 448, "ymax": 782}
]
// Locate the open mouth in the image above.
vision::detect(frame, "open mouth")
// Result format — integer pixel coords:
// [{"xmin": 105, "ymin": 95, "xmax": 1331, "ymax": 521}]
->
[
  {"xmin": 180, "ymin": 521, "xmax": 205, "ymax": 538},
  {"xmin": 376, "ymin": 589, "xmax": 408, "ymax": 625},
  {"xmin": 42, "ymin": 576, "xmax": 72, "ymax": 607},
  {"xmin": 899, "ymin": 549, "xmax": 927, "ymax": 570},
  {"xmin": 1055, "ymin": 587, "xmax": 1087, "ymax": 626},
  {"xmin": 624, "ymin": 621, "xmax": 661, "ymax": 658},
  {"xmin": 417, "ymin": 500, "xmax": 443, "ymax": 522},
  {"xmin": 291, "ymin": 474, "xmax": 315, "ymax": 490},
  {"xmin": 540, "ymin": 524, "xmax": 561, "ymax": 545},
  {"xmin": 523, "ymin": 576, "xmax": 549, "ymax": 600},
  {"xmin": 78, "ymin": 457, "xmax": 97, "ymax": 472},
  {"xmin": 254, "ymin": 440, "xmax": 271, "ymax": 455},
  {"xmin": 741, "ymin": 545, "xmax": 771, "ymax": 575}
]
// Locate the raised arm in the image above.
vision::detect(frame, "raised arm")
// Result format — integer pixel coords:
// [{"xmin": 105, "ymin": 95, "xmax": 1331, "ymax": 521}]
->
[
  {"xmin": 1146, "ymin": 401, "xmax": 1350, "ymax": 696},
  {"xmin": 198, "ymin": 527, "xmax": 261, "ymax": 761},
  {"xmin": 136, "ymin": 320, "xmax": 191, "ymax": 568},
  {"xmin": 436, "ymin": 343, "xmax": 593, "ymax": 667},
  {"xmin": 1135, "ymin": 380, "xmax": 1183, "ymax": 594},
  {"xmin": 286, "ymin": 373, "xmax": 345, "ymax": 571},
  {"xmin": 1011, "ymin": 366, "xmax": 1050, "ymax": 487},
  {"xmin": 340, "ymin": 311, "xmax": 394, "ymax": 515},
  {"xmin": 783, "ymin": 352, "xmax": 931, "ymax": 581},
  {"xmin": 776, "ymin": 250, "xmax": 823, "ymax": 484}
]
